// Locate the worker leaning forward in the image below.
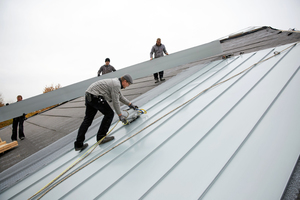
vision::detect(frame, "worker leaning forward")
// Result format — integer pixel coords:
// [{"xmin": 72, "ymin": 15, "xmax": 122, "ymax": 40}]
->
[{"xmin": 74, "ymin": 74, "xmax": 138, "ymax": 151}]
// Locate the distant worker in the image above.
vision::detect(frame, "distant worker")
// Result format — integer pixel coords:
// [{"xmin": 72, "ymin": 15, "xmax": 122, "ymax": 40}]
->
[
  {"xmin": 97, "ymin": 58, "xmax": 116, "ymax": 76},
  {"xmin": 11, "ymin": 95, "xmax": 26, "ymax": 141},
  {"xmin": 150, "ymin": 38, "xmax": 169, "ymax": 83},
  {"xmin": 74, "ymin": 74, "xmax": 138, "ymax": 151}
]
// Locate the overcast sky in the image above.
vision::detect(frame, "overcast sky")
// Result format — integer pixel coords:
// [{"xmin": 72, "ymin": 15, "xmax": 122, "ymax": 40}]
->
[{"xmin": 0, "ymin": 0, "xmax": 299, "ymax": 103}]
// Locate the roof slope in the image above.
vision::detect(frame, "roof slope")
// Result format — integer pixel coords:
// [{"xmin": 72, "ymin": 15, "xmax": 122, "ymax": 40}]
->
[
  {"xmin": 0, "ymin": 68, "xmax": 191, "ymax": 173},
  {"xmin": 1, "ymin": 41, "xmax": 300, "ymax": 199},
  {"xmin": 1, "ymin": 26, "xmax": 300, "ymax": 199}
]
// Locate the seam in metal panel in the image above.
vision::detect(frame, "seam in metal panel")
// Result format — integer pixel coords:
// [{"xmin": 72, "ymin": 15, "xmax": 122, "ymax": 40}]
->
[
  {"xmin": 137, "ymin": 58, "xmax": 237, "ymax": 118},
  {"xmin": 139, "ymin": 49, "xmax": 278, "ymax": 199},
  {"xmin": 90, "ymin": 62, "xmax": 222, "ymax": 141},
  {"xmin": 138, "ymin": 51, "xmax": 273, "ymax": 199},
  {"xmin": 59, "ymin": 60, "xmax": 233, "ymax": 198},
  {"xmin": 3, "ymin": 117, "xmax": 113, "ymax": 197},
  {"xmin": 198, "ymin": 44, "xmax": 297, "ymax": 199},
  {"xmin": 95, "ymin": 60, "xmax": 254, "ymax": 198},
  {"xmin": 137, "ymin": 61, "xmax": 223, "ymax": 112},
  {"xmin": 86, "ymin": 61, "xmax": 224, "ymax": 142},
  {"xmin": 64, "ymin": 103, "xmax": 199, "ymax": 199},
  {"xmin": 94, "ymin": 57, "xmax": 248, "ymax": 198},
  {"xmin": 3, "ymin": 54, "xmax": 250, "ymax": 198},
  {"xmin": 13, "ymin": 66, "xmax": 219, "ymax": 199},
  {"xmin": 59, "ymin": 62, "xmax": 224, "ymax": 199},
  {"xmin": 18, "ymin": 49, "xmax": 265, "ymax": 198}
]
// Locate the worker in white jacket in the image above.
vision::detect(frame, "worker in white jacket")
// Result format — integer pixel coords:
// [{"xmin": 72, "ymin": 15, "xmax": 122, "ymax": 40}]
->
[{"xmin": 74, "ymin": 74, "xmax": 138, "ymax": 151}]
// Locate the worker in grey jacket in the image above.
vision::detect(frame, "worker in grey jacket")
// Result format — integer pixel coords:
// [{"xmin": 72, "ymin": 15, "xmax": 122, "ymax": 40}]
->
[
  {"xmin": 97, "ymin": 58, "xmax": 116, "ymax": 76},
  {"xmin": 74, "ymin": 74, "xmax": 138, "ymax": 151},
  {"xmin": 150, "ymin": 38, "xmax": 168, "ymax": 83}
]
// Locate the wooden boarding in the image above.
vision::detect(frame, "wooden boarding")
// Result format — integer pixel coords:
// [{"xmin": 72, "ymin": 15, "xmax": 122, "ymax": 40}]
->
[{"xmin": 0, "ymin": 138, "xmax": 18, "ymax": 153}]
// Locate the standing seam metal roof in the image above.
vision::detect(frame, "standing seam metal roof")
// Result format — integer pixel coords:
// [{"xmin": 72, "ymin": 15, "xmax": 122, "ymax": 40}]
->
[{"xmin": 1, "ymin": 41, "xmax": 300, "ymax": 199}]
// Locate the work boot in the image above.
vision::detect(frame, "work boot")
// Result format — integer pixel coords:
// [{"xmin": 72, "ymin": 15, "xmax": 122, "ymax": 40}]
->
[
  {"xmin": 99, "ymin": 136, "xmax": 115, "ymax": 144},
  {"xmin": 75, "ymin": 143, "xmax": 88, "ymax": 151},
  {"xmin": 160, "ymin": 78, "xmax": 165, "ymax": 81},
  {"xmin": 155, "ymin": 79, "xmax": 159, "ymax": 83}
]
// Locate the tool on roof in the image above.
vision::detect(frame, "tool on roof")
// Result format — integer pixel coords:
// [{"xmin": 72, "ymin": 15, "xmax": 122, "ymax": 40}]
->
[
  {"xmin": 122, "ymin": 107, "xmax": 147, "ymax": 125},
  {"xmin": 30, "ymin": 42, "xmax": 300, "ymax": 200}
]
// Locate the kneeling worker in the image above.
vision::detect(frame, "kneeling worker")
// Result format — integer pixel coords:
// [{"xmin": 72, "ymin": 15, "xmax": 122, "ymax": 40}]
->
[{"xmin": 74, "ymin": 74, "xmax": 138, "ymax": 151}]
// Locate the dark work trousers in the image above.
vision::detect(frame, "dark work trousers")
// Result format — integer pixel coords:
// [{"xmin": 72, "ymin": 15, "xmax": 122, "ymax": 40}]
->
[
  {"xmin": 11, "ymin": 116, "xmax": 25, "ymax": 141},
  {"xmin": 153, "ymin": 71, "xmax": 164, "ymax": 80},
  {"xmin": 74, "ymin": 93, "xmax": 114, "ymax": 148}
]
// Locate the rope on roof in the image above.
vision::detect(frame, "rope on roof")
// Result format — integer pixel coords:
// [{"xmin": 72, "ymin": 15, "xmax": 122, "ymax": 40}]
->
[{"xmin": 29, "ymin": 42, "xmax": 300, "ymax": 200}]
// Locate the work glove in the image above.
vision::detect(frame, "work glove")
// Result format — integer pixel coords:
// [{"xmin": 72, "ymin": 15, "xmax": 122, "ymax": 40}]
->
[
  {"xmin": 119, "ymin": 115, "xmax": 128, "ymax": 124},
  {"xmin": 129, "ymin": 103, "xmax": 138, "ymax": 110}
]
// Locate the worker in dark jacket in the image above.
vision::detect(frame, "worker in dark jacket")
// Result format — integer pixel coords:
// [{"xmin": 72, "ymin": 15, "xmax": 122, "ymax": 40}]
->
[
  {"xmin": 11, "ymin": 95, "xmax": 26, "ymax": 141},
  {"xmin": 150, "ymin": 38, "xmax": 169, "ymax": 83},
  {"xmin": 74, "ymin": 74, "xmax": 138, "ymax": 151},
  {"xmin": 97, "ymin": 58, "xmax": 116, "ymax": 76}
]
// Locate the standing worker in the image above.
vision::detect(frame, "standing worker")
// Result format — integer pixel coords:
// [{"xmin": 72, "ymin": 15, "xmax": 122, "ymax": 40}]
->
[
  {"xmin": 11, "ymin": 95, "xmax": 26, "ymax": 141},
  {"xmin": 74, "ymin": 74, "xmax": 138, "ymax": 151},
  {"xmin": 150, "ymin": 38, "xmax": 169, "ymax": 83},
  {"xmin": 97, "ymin": 58, "xmax": 116, "ymax": 76}
]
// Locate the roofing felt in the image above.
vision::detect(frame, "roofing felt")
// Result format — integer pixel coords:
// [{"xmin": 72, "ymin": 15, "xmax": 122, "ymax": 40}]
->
[{"xmin": 1, "ymin": 40, "xmax": 300, "ymax": 199}]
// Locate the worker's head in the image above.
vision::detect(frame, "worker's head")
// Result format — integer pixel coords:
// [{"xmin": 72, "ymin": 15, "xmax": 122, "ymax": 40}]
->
[
  {"xmin": 121, "ymin": 74, "xmax": 133, "ymax": 88},
  {"xmin": 17, "ymin": 95, "xmax": 23, "ymax": 102},
  {"xmin": 105, "ymin": 58, "xmax": 110, "ymax": 65},
  {"xmin": 156, "ymin": 38, "xmax": 161, "ymax": 46}
]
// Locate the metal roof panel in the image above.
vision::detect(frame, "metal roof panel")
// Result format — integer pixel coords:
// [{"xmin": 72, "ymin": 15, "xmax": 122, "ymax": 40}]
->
[{"xmin": 1, "ymin": 39, "xmax": 300, "ymax": 199}]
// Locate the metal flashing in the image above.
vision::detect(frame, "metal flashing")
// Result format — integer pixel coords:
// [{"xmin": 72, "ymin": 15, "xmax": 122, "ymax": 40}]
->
[{"xmin": 0, "ymin": 40, "xmax": 222, "ymax": 122}]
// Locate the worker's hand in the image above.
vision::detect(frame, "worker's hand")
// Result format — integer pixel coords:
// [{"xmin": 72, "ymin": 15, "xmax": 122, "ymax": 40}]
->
[
  {"xmin": 129, "ymin": 103, "xmax": 138, "ymax": 110},
  {"xmin": 119, "ymin": 115, "xmax": 128, "ymax": 124}
]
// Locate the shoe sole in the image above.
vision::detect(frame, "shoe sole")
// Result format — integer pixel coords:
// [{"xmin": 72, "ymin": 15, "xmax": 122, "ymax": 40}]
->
[
  {"xmin": 100, "ymin": 137, "xmax": 114, "ymax": 144},
  {"xmin": 75, "ymin": 143, "xmax": 89, "ymax": 151}
]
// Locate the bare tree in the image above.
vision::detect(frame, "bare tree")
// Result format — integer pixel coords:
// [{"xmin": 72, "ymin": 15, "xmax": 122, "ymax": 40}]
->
[
  {"xmin": 0, "ymin": 93, "xmax": 5, "ymax": 107},
  {"xmin": 43, "ymin": 84, "xmax": 61, "ymax": 94}
]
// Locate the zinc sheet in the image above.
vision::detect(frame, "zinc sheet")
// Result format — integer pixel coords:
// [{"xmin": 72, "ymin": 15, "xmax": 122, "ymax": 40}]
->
[{"xmin": 0, "ymin": 40, "xmax": 222, "ymax": 122}]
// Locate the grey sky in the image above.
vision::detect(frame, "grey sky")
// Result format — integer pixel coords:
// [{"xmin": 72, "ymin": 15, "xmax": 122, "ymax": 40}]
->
[{"xmin": 0, "ymin": 0, "xmax": 299, "ymax": 103}]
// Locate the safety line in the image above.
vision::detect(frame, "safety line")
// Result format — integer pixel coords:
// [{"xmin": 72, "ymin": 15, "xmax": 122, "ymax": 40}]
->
[
  {"xmin": 29, "ymin": 42, "xmax": 298, "ymax": 200},
  {"xmin": 28, "ymin": 119, "xmax": 122, "ymax": 200}
]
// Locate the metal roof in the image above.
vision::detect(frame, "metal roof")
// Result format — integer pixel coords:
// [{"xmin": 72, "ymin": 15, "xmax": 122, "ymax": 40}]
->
[
  {"xmin": 0, "ymin": 72, "xmax": 189, "ymax": 173},
  {"xmin": 1, "ymin": 41, "xmax": 300, "ymax": 199}
]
